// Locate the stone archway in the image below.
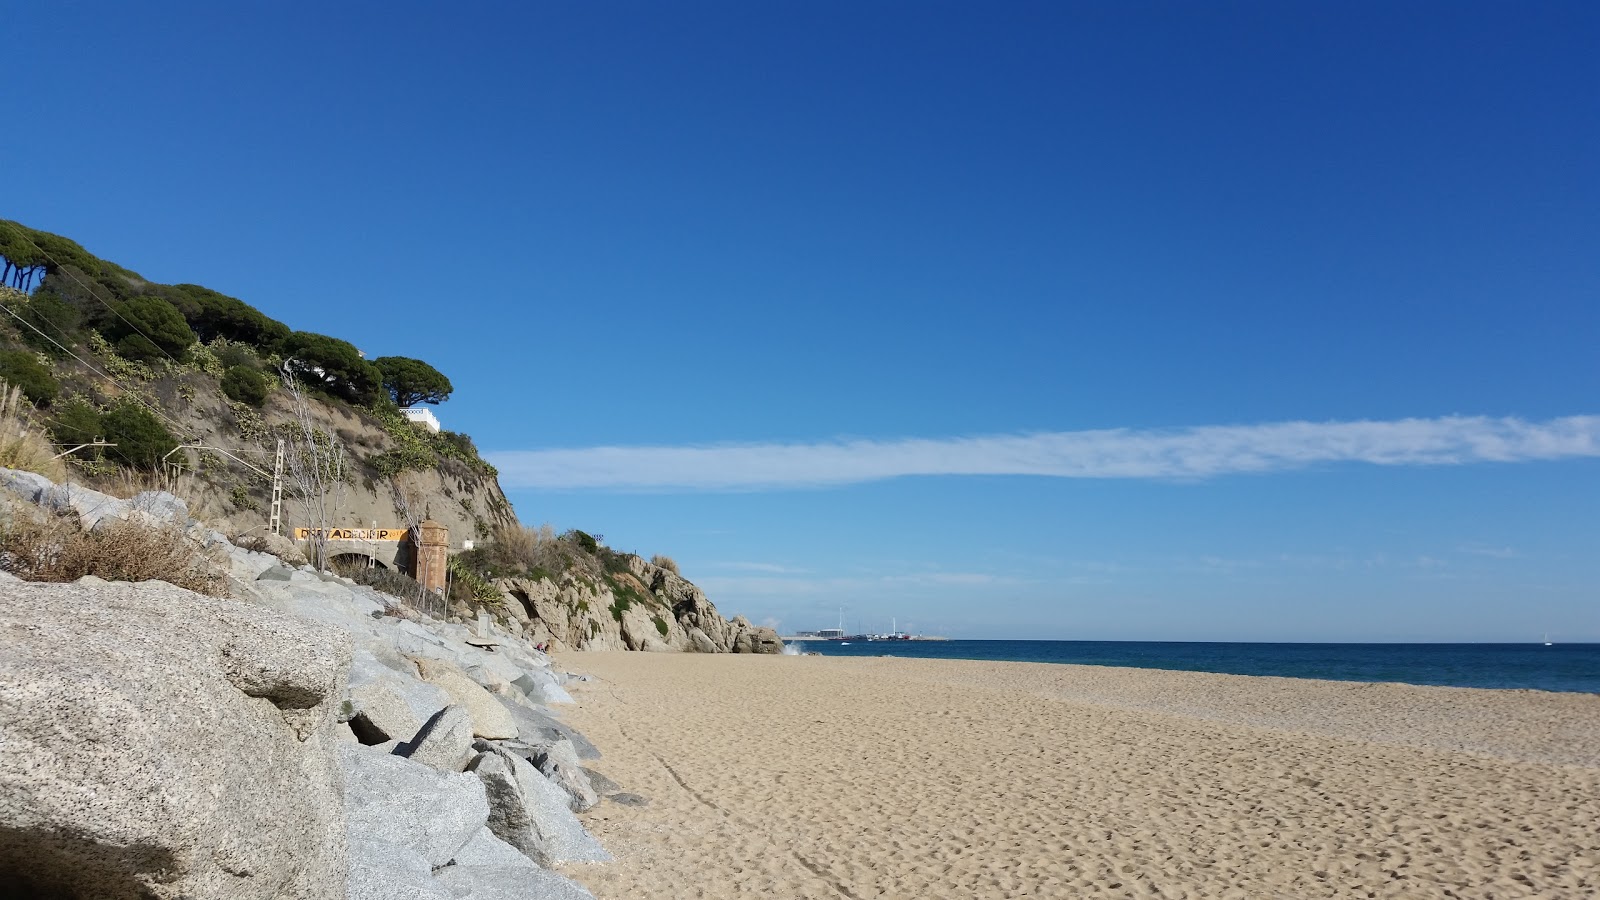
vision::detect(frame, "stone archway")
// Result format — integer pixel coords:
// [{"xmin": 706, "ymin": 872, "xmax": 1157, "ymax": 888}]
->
[{"xmin": 329, "ymin": 552, "xmax": 388, "ymax": 573}]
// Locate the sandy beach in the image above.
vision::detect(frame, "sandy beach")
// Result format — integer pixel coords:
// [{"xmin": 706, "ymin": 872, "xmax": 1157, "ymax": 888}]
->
[{"xmin": 555, "ymin": 653, "xmax": 1600, "ymax": 899}]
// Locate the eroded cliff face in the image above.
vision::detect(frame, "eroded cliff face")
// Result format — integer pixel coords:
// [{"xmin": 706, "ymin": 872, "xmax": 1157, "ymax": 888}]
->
[
  {"xmin": 76, "ymin": 372, "xmax": 517, "ymax": 549},
  {"xmin": 491, "ymin": 556, "xmax": 783, "ymax": 654}
]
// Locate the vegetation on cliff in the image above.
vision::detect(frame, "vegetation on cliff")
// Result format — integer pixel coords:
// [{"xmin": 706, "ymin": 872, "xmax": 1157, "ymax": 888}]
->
[
  {"xmin": 0, "ymin": 219, "xmax": 774, "ymax": 652},
  {"xmin": 0, "ymin": 219, "xmax": 496, "ymax": 489}
]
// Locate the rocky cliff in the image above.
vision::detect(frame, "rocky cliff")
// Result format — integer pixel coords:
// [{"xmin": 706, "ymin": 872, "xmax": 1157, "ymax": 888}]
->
[
  {"xmin": 80, "ymin": 366, "xmax": 517, "ymax": 551},
  {"xmin": 492, "ymin": 555, "xmax": 783, "ymax": 654}
]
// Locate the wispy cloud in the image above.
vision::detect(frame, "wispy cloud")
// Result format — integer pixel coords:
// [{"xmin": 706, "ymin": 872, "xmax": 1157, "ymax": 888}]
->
[
  {"xmin": 488, "ymin": 414, "xmax": 1600, "ymax": 491},
  {"xmin": 1458, "ymin": 544, "xmax": 1520, "ymax": 559},
  {"xmin": 705, "ymin": 561, "xmax": 811, "ymax": 574}
]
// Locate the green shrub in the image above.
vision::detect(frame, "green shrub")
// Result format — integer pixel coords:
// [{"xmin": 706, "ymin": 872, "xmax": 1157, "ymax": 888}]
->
[
  {"xmin": 364, "ymin": 407, "xmax": 495, "ymax": 478},
  {"xmin": 221, "ymin": 365, "xmax": 269, "ymax": 407},
  {"xmin": 100, "ymin": 401, "xmax": 177, "ymax": 468},
  {"xmin": 347, "ymin": 565, "xmax": 425, "ymax": 601},
  {"xmin": 48, "ymin": 399, "xmax": 104, "ymax": 456},
  {"xmin": 102, "ymin": 296, "xmax": 195, "ymax": 363},
  {"xmin": 569, "ymin": 530, "xmax": 599, "ymax": 554},
  {"xmin": 16, "ymin": 292, "xmax": 82, "ymax": 356},
  {"xmin": 606, "ymin": 573, "xmax": 649, "ymax": 622},
  {"xmin": 0, "ymin": 350, "xmax": 57, "ymax": 406},
  {"xmin": 215, "ymin": 342, "xmax": 259, "ymax": 370}
]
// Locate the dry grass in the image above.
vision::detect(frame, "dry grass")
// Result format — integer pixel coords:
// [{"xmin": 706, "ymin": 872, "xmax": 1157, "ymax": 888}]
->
[
  {"xmin": 0, "ymin": 382, "xmax": 66, "ymax": 482},
  {"xmin": 486, "ymin": 522, "xmax": 577, "ymax": 574},
  {"xmin": 0, "ymin": 511, "xmax": 230, "ymax": 596},
  {"xmin": 98, "ymin": 467, "xmax": 201, "ymax": 501},
  {"xmin": 86, "ymin": 466, "xmax": 243, "ymax": 527},
  {"xmin": 651, "ymin": 554, "xmax": 680, "ymax": 575}
]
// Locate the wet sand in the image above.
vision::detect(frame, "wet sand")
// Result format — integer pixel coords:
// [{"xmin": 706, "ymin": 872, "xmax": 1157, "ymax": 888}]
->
[{"xmin": 556, "ymin": 653, "xmax": 1600, "ymax": 899}]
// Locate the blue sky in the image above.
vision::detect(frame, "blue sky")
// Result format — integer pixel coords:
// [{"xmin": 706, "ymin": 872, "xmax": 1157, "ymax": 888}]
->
[{"xmin": 5, "ymin": 2, "xmax": 1597, "ymax": 641}]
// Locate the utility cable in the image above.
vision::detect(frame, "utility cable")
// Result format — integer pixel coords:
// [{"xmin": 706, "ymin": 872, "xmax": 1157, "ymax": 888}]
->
[
  {"xmin": 2, "ymin": 224, "xmax": 191, "ymax": 371},
  {"xmin": 0, "ymin": 297, "xmax": 195, "ymax": 440},
  {"xmin": 0, "ymin": 228, "xmax": 286, "ymax": 487}
]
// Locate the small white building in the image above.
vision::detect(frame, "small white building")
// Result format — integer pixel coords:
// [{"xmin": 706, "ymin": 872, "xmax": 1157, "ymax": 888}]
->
[{"xmin": 401, "ymin": 407, "xmax": 441, "ymax": 433}]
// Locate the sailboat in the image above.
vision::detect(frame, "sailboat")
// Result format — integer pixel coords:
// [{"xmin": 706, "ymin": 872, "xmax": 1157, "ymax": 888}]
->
[{"xmin": 1543, "ymin": 633, "xmax": 1553, "ymax": 646}]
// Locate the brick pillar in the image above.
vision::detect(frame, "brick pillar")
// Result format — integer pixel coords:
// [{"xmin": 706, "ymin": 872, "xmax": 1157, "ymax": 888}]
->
[{"xmin": 412, "ymin": 519, "xmax": 449, "ymax": 595}]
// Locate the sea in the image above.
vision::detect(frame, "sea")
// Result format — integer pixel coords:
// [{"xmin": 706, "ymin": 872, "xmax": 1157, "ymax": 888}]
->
[{"xmin": 787, "ymin": 639, "xmax": 1600, "ymax": 694}]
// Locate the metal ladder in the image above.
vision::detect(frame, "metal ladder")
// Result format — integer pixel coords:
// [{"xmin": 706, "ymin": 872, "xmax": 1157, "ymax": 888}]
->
[{"xmin": 268, "ymin": 439, "xmax": 285, "ymax": 536}]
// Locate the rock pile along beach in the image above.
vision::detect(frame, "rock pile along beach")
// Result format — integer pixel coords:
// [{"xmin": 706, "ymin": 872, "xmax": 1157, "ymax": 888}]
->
[{"xmin": 560, "ymin": 652, "xmax": 1600, "ymax": 899}]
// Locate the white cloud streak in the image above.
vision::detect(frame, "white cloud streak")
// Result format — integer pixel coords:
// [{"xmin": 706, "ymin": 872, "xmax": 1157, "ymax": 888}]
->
[{"xmin": 488, "ymin": 414, "xmax": 1600, "ymax": 491}]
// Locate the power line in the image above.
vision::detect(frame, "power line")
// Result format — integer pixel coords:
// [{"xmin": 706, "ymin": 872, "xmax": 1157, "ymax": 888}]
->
[
  {"xmin": 2, "ymin": 224, "xmax": 191, "ymax": 371},
  {"xmin": 0, "ymin": 295, "xmax": 287, "ymax": 515},
  {"xmin": 0, "ymin": 229, "xmax": 292, "ymax": 527},
  {"xmin": 0, "ymin": 297, "xmax": 195, "ymax": 441}
]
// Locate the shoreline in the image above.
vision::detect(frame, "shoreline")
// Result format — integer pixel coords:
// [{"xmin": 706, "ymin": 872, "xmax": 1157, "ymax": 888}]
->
[
  {"xmin": 558, "ymin": 652, "xmax": 1600, "ymax": 899},
  {"xmin": 788, "ymin": 638, "xmax": 1600, "ymax": 696}
]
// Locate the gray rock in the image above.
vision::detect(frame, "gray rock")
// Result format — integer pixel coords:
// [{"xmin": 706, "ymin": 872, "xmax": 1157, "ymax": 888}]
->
[
  {"xmin": 433, "ymin": 865, "xmax": 597, "ymax": 900},
  {"xmin": 401, "ymin": 704, "xmax": 476, "ymax": 772},
  {"xmin": 532, "ymin": 738, "xmax": 599, "ymax": 812},
  {"xmin": 346, "ymin": 835, "xmax": 453, "ymax": 900},
  {"xmin": 258, "ymin": 564, "xmax": 297, "ymax": 581},
  {"xmin": 413, "ymin": 655, "xmax": 521, "ymax": 739},
  {"xmin": 380, "ymin": 672, "xmax": 452, "ymax": 724},
  {"xmin": 686, "ymin": 627, "xmax": 719, "ymax": 653},
  {"xmin": 126, "ymin": 490, "xmax": 189, "ymax": 524},
  {"xmin": 0, "ymin": 579, "xmax": 349, "ymax": 900},
  {"xmin": 467, "ymin": 746, "xmax": 609, "ymax": 866},
  {"xmin": 497, "ymin": 697, "xmax": 602, "ymax": 760},
  {"xmin": 468, "ymin": 751, "xmax": 545, "ymax": 864},
  {"xmin": 341, "ymin": 744, "xmax": 489, "ymax": 867},
  {"xmin": 40, "ymin": 481, "xmax": 129, "ymax": 529},
  {"xmin": 608, "ymin": 793, "xmax": 649, "ymax": 807},
  {"xmin": 227, "ymin": 546, "xmax": 283, "ymax": 581},
  {"xmin": 349, "ymin": 680, "xmax": 425, "ymax": 744},
  {"xmin": 449, "ymin": 827, "xmax": 538, "ymax": 869},
  {"xmin": 0, "ymin": 467, "xmax": 53, "ymax": 503},
  {"xmin": 583, "ymin": 768, "xmax": 621, "ymax": 794},
  {"xmin": 533, "ymin": 670, "xmax": 576, "ymax": 705}
]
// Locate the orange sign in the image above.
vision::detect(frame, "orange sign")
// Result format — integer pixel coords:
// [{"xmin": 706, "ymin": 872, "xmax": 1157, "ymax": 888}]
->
[{"xmin": 293, "ymin": 527, "xmax": 410, "ymax": 541}]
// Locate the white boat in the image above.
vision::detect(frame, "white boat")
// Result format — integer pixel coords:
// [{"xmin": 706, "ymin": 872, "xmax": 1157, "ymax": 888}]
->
[{"xmin": 1543, "ymin": 633, "xmax": 1553, "ymax": 646}]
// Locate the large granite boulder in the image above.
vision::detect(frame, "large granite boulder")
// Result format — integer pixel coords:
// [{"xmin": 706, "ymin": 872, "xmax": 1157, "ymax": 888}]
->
[
  {"xmin": 529, "ymin": 737, "xmax": 599, "ymax": 812},
  {"xmin": 432, "ymin": 865, "xmax": 597, "ymax": 900},
  {"xmin": 467, "ymin": 744, "xmax": 610, "ymax": 866},
  {"xmin": 497, "ymin": 697, "xmax": 602, "ymax": 760},
  {"xmin": 348, "ymin": 679, "xmax": 427, "ymax": 744},
  {"xmin": 341, "ymin": 745, "xmax": 489, "ymax": 868},
  {"xmin": 400, "ymin": 705, "xmax": 477, "ymax": 772},
  {"xmin": 0, "ymin": 579, "xmax": 351, "ymax": 900},
  {"xmin": 413, "ymin": 656, "xmax": 520, "ymax": 739}
]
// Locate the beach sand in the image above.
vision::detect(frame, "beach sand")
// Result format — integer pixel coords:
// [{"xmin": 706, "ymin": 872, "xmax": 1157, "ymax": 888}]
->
[{"xmin": 554, "ymin": 654, "xmax": 1600, "ymax": 899}]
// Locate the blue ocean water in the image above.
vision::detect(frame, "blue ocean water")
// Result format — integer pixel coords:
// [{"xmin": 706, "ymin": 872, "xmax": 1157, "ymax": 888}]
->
[{"xmin": 791, "ymin": 639, "xmax": 1600, "ymax": 694}]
